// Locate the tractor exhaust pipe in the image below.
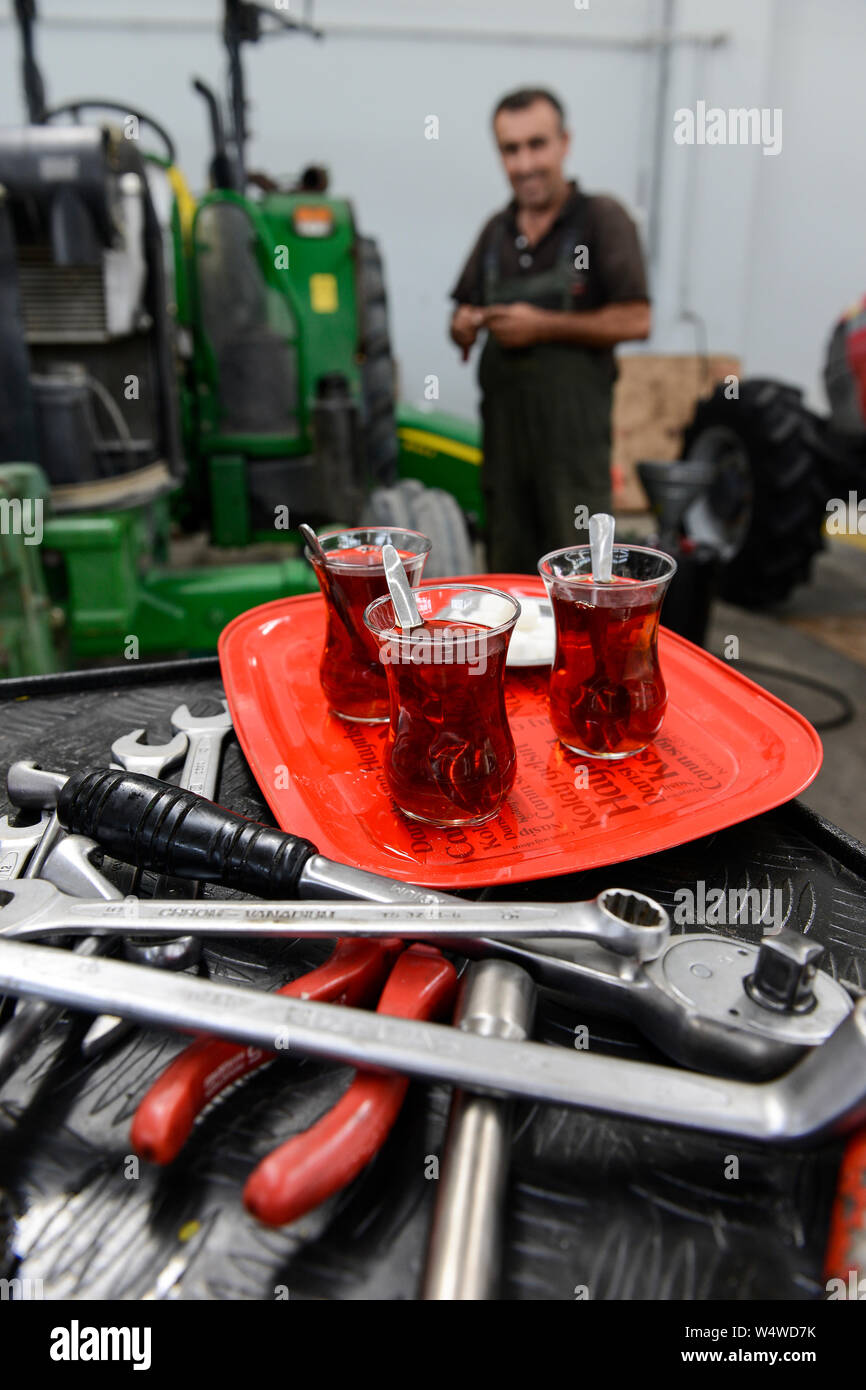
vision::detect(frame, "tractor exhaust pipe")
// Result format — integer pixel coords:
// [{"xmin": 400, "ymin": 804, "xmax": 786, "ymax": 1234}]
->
[{"xmin": 192, "ymin": 77, "xmax": 236, "ymax": 191}]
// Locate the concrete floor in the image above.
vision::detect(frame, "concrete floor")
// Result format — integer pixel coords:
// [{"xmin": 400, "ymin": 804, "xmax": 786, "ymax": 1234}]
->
[{"xmin": 704, "ymin": 537, "xmax": 866, "ymax": 835}]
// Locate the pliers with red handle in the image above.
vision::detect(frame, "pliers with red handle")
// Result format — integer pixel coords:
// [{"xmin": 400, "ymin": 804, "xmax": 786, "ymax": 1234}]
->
[
  {"xmin": 244, "ymin": 942, "xmax": 456, "ymax": 1226},
  {"xmin": 131, "ymin": 938, "xmax": 458, "ymax": 1225}
]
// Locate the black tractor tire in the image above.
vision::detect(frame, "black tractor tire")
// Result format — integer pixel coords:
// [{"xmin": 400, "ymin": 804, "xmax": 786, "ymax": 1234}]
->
[
  {"xmin": 680, "ymin": 379, "xmax": 827, "ymax": 608},
  {"xmin": 358, "ymin": 482, "xmax": 475, "ymax": 578},
  {"xmin": 356, "ymin": 236, "xmax": 398, "ymax": 488}
]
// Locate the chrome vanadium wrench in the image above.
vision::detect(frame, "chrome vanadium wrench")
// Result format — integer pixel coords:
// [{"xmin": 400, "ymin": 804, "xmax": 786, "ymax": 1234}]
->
[
  {"xmin": 0, "ymin": 878, "xmax": 852, "ymax": 1079},
  {"xmin": 0, "ymin": 876, "xmax": 664, "ymax": 947},
  {"xmin": 0, "ymin": 929, "xmax": 865, "ymax": 1144}
]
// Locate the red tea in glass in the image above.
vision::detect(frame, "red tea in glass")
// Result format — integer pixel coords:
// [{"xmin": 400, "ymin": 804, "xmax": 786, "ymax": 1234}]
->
[
  {"xmin": 306, "ymin": 528, "xmax": 431, "ymax": 722},
  {"xmin": 539, "ymin": 546, "xmax": 676, "ymax": 759},
  {"xmin": 364, "ymin": 585, "xmax": 520, "ymax": 825}
]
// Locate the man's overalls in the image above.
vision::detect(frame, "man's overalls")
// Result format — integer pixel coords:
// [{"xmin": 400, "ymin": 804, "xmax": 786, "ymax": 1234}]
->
[{"xmin": 479, "ymin": 197, "xmax": 615, "ymax": 573}]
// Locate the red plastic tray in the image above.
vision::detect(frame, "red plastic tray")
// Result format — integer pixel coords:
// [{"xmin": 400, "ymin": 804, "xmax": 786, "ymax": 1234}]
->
[{"xmin": 218, "ymin": 575, "xmax": 823, "ymax": 889}]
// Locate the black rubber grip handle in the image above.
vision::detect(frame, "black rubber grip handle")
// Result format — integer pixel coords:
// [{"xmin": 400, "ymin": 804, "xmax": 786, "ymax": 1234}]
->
[{"xmin": 57, "ymin": 770, "xmax": 317, "ymax": 898}]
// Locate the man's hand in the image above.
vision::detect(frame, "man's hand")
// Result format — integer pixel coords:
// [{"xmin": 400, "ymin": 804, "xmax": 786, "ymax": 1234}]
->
[
  {"xmin": 482, "ymin": 302, "xmax": 547, "ymax": 349},
  {"xmin": 450, "ymin": 304, "xmax": 485, "ymax": 360}
]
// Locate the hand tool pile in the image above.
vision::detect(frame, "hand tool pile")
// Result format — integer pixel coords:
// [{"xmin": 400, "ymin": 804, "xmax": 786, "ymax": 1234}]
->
[{"xmin": 1, "ymin": 700, "xmax": 864, "ymax": 1300}]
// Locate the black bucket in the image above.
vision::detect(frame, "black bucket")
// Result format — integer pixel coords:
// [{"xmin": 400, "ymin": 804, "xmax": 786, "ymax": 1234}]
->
[{"xmin": 30, "ymin": 364, "xmax": 99, "ymax": 485}]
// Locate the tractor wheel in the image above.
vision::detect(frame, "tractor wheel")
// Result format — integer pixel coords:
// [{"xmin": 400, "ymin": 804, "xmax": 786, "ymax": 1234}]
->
[
  {"xmin": 680, "ymin": 379, "xmax": 827, "ymax": 607},
  {"xmin": 394, "ymin": 477, "xmax": 426, "ymax": 502},
  {"xmin": 357, "ymin": 236, "xmax": 398, "ymax": 488},
  {"xmin": 358, "ymin": 482, "xmax": 475, "ymax": 578},
  {"xmin": 411, "ymin": 487, "xmax": 475, "ymax": 578},
  {"xmin": 357, "ymin": 483, "xmax": 414, "ymax": 531}
]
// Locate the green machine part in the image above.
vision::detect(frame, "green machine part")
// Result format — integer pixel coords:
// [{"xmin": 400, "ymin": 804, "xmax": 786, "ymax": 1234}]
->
[
  {"xmin": 188, "ymin": 190, "xmax": 363, "ymax": 546},
  {"xmin": 186, "ymin": 191, "xmax": 487, "ymax": 541},
  {"xmin": 38, "ymin": 502, "xmax": 316, "ymax": 664},
  {"xmin": 396, "ymin": 403, "xmax": 485, "ymax": 526},
  {"xmin": 34, "ymin": 401, "xmax": 485, "ymax": 667},
  {"xmin": 26, "ymin": 400, "xmax": 486, "ymax": 670},
  {"xmin": 0, "ymin": 166, "xmax": 489, "ymax": 674}
]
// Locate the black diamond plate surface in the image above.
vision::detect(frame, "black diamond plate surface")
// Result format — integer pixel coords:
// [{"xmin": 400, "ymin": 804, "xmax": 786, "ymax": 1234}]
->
[{"xmin": 0, "ymin": 660, "xmax": 864, "ymax": 1301}]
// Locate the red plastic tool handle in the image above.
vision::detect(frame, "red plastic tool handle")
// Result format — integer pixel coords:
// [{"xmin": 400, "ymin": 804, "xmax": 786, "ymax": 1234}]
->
[
  {"xmin": 824, "ymin": 1127, "xmax": 866, "ymax": 1287},
  {"xmin": 130, "ymin": 938, "xmax": 401, "ymax": 1165},
  {"xmin": 243, "ymin": 944, "xmax": 458, "ymax": 1227}
]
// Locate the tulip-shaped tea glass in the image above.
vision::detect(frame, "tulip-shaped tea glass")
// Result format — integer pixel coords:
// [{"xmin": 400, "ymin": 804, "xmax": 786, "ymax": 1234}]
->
[
  {"xmin": 364, "ymin": 584, "xmax": 520, "ymax": 826},
  {"xmin": 538, "ymin": 545, "xmax": 677, "ymax": 759},
  {"xmin": 305, "ymin": 527, "xmax": 432, "ymax": 722}
]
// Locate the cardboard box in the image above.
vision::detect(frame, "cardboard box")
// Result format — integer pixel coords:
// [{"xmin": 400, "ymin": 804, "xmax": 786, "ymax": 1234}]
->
[{"xmin": 612, "ymin": 353, "xmax": 741, "ymax": 512}]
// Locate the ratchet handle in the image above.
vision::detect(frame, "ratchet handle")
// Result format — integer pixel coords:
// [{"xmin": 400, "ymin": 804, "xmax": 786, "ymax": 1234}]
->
[{"xmin": 57, "ymin": 769, "xmax": 318, "ymax": 899}]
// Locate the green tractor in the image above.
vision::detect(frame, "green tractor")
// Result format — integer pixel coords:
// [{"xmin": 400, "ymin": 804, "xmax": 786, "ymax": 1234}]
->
[{"xmin": 0, "ymin": 0, "xmax": 481, "ymax": 677}]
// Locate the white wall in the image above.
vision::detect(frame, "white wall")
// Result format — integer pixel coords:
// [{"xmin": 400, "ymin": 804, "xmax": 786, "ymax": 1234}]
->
[
  {"xmin": 741, "ymin": 0, "xmax": 866, "ymax": 404},
  {"xmin": 1, "ymin": 0, "xmax": 864, "ymax": 417}
]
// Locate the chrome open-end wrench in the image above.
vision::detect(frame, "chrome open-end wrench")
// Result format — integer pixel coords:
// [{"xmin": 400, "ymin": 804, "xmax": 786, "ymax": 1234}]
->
[
  {"xmin": 0, "ymin": 813, "xmax": 51, "ymax": 881},
  {"xmin": 0, "ymin": 881, "xmax": 852, "ymax": 1079},
  {"xmin": 169, "ymin": 701, "xmax": 233, "ymax": 802},
  {"xmin": 0, "ymin": 813, "xmax": 51, "ymax": 1027},
  {"xmin": 0, "ymin": 933, "xmax": 865, "ymax": 1144},
  {"xmin": 125, "ymin": 700, "xmax": 233, "ymax": 953},
  {"xmin": 0, "ymin": 804, "xmax": 124, "ymax": 1081},
  {"xmin": 111, "ymin": 717, "xmax": 226, "ymax": 969},
  {"xmin": 6, "ymin": 749, "xmax": 187, "ymax": 1056},
  {"xmin": 23, "ymin": 813, "xmax": 119, "ymax": 899},
  {"xmin": 94, "ymin": 724, "xmax": 190, "ymax": 1050},
  {"xmin": 99, "ymin": 728, "xmax": 197, "ymax": 1044},
  {"xmin": 109, "ymin": 729, "xmax": 189, "ymax": 780},
  {"xmin": 107, "ymin": 729, "xmax": 187, "ymax": 900}
]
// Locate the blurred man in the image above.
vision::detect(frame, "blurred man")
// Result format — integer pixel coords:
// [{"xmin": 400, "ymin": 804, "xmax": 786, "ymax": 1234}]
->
[{"xmin": 450, "ymin": 88, "xmax": 650, "ymax": 571}]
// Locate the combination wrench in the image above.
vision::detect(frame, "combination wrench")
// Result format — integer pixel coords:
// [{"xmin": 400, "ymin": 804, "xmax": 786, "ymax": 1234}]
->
[
  {"xmin": 0, "ymin": 879, "xmax": 852, "ymax": 1079},
  {"xmin": 0, "ymin": 814, "xmax": 51, "ymax": 881}
]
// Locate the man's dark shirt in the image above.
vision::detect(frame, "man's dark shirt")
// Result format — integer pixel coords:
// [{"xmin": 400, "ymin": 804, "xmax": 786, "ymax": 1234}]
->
[{"xmin": 450, "ymin": 179, "xmax": 649, "ymax": 313}]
